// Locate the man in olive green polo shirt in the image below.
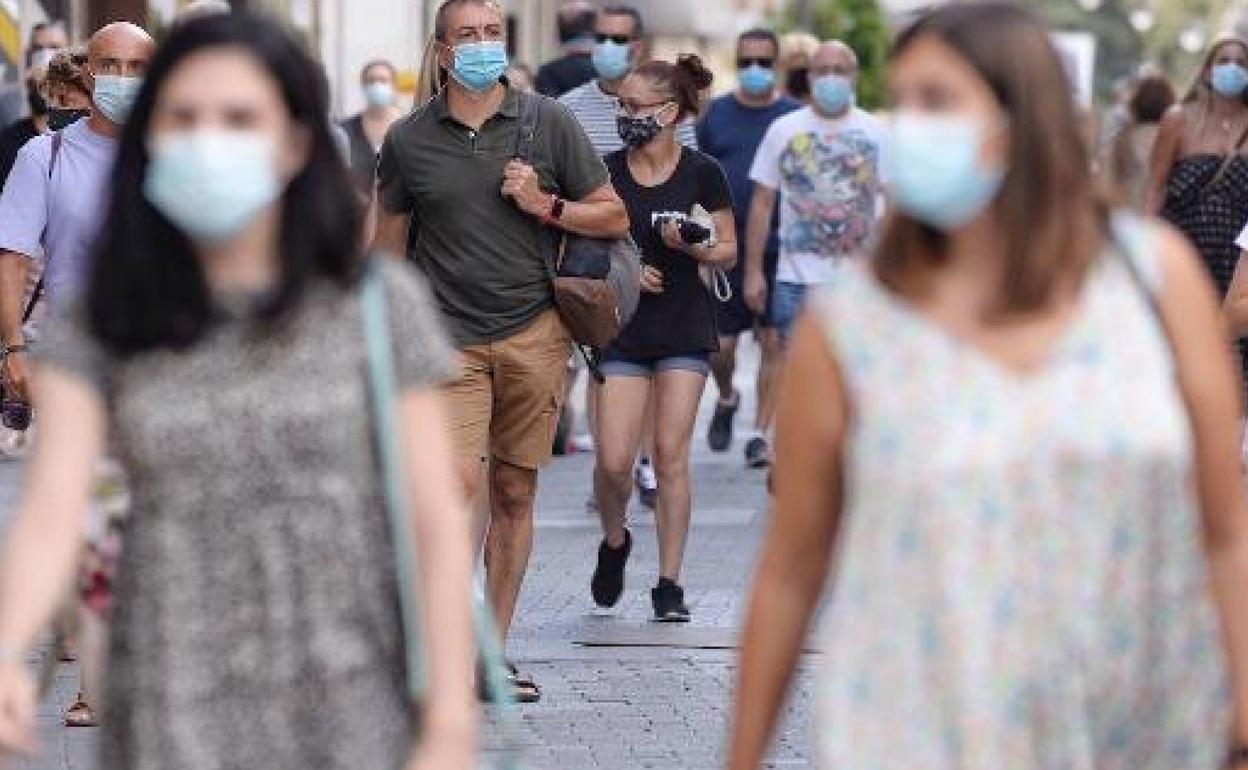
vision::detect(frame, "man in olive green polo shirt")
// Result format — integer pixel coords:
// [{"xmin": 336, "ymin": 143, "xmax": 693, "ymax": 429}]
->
[{"xmin": 372, "ymin": 0, "xmax": 628, "ymax": 703}]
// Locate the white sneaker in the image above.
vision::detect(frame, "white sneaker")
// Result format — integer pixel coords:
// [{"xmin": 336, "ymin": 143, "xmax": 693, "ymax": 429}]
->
[{"xmin": 570, "ymin": 433, "xmax": 595, "ymax": 453}]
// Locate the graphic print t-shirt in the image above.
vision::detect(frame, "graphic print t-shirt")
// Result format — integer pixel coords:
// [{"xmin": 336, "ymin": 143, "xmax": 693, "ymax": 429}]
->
[{"xmin": 750, "ymin": 106, "xmax": 887, "ymax": 285}]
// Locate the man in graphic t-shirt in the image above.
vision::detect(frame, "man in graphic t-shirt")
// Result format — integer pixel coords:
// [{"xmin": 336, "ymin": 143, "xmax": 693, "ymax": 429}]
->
[
  {"xmin": 747, "ymin": 40, "xmax": 888, "ymax": 344},
  {"xmin": 697, "ymin": 27, "xmax": 799, "ymax": 469}
]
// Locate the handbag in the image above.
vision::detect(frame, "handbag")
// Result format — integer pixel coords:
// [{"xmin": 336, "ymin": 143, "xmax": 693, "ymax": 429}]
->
[
  {"xmin": 512, "ymin": 92, "xmax": 641, "ymax": 357},
  {"xmin": 361, "ymin": 263, "xmax": 523, "ymax": 770}
]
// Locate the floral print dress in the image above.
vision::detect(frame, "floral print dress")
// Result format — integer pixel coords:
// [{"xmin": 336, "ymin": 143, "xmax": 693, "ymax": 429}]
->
[{"xmin": 808, "ymin": 221, "xmax": 1229, "ymax": 769}]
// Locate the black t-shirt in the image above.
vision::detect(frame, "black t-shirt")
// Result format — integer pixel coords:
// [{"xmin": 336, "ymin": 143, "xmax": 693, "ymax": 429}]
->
[
  {"xmin": 535, "ymin": 53, "xmax": 596, "ymax": 98},
  {"xmin": 0, "ymin": 117, "xmax": 40, "ymax": 185},
  {"xmin": 605, "ymin": 147, "xmax": 733, "ymax": 359}
]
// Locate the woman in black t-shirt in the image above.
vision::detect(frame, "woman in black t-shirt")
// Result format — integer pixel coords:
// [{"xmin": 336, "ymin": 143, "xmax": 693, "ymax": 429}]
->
[{"xmin": 590, "ymin": 54, "xmax": 736, "ymax": 623}]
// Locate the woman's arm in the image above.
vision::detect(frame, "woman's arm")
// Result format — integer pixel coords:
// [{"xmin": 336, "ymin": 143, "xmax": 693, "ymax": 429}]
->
[
  {"xmin": 398, "ymin": 389, "xmax": 477, "ymax": 768},
  {"xmin": 1225, "ymin": 252, "xmax": 1248, "ymax": 338},
  {"xmin": 0, "ymin": 367, "xmax": 103, "ymax": 752},
  {"xmin": 726, "ymin": 314, "xmax": 846, "ymax": 770},
  {"xmin": 1144, "ymin": 107, "xmax": 1185, "ymax": 216},
  {"xmin": 1151, "ymin": 224, "xmax": 1248, "ymax": 753},
  {"xmin": 661, "ymin": 208, "xmax": 737, "ymax": 269}
]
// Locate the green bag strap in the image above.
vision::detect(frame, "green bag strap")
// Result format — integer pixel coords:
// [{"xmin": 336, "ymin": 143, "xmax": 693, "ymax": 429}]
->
[{"xmin": 361, "ymin": 261, "xmax": 524, "ymax": 770}]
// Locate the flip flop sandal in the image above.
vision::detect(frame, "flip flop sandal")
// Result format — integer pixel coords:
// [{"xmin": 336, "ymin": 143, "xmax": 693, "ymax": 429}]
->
[
  {"xmin": 64, "ymin": 695, "xmax": 98, "ymax": 727},
  {"xmin": 476, "ymin": 661, "xmax": 542, "ymax": 704},
  {"xmin": 506, "ymin": 662, "xmax": 541, "ymax": 704}
]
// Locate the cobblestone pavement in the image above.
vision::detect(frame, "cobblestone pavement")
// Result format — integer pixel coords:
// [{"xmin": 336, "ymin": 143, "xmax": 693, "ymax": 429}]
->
[{"xmin": 2, "ymin": 338, "xmax": 818, "ymax": 770}]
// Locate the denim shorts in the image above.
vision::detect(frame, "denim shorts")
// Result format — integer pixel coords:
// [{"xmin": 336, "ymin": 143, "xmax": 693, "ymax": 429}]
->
[
  {"xmin": 599, "ymin": 351, "xmax": 711, "ymax": 379},
  {"xmin": 772, "ymin": 281, "xmax": 810, "ymax": 343}
]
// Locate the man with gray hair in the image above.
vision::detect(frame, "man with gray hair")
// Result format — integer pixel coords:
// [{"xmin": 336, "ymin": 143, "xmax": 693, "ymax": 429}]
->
[{"xmin": 743, "ymin": 40, "xmax": 888, "ymax": 464}]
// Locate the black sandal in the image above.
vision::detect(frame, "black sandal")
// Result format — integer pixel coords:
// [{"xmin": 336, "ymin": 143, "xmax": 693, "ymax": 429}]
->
[{"xmin": 477, "ymin": 660, "xmax": 542, "ymax": 704}]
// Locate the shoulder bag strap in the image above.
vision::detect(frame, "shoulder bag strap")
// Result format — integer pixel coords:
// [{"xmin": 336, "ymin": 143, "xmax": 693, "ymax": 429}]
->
[
  {"xmin": 361, "ymin": 263, "xmax": 524, "ymax": 770},
  {"xmin": 24, "ymin": 131, "xmax": 65, "ymax": 325},
  {"xmin": 1199, "ymin": 120, "xmax": 1248, "ymax": 197}
]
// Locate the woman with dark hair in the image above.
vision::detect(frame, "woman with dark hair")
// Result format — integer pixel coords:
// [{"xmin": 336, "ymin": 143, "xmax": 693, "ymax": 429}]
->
[
  {"xmin": 1110, "ymin": 75, "xmax": 1175, "ymax": 210},
  {"xmin": 590, "ymin": 54, "xmax": 736, "ymax": 623},
  {"xmin": 0, "ymin": 13, "xmax": 476, "ymax": 770},
  {"xmin": 729, "ymin": 4, "xmax": 1248, "ymax": 769}
]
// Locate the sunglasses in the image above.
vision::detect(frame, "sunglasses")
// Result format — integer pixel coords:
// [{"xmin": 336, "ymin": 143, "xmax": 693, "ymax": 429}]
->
[
  {"xmin": 595, "ymin": 33, "xmax": 633, "ymax": 46},
  {"xmin": 737, "ymin": 57, "xmax": 775, "ymax": 70}
]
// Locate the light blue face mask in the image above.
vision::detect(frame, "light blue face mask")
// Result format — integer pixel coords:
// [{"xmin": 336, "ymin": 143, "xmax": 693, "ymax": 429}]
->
[
  {"xmin": 886, "ymin": 113, "xmax": 1006, "ymax": 232},
  {"xmin": 812, "ymin": 74, "xmax": 854, "ymax": 116},
  {"xmin": 364, "ymin": 82, "xmax": 394, "ymax": 108},
  {"xmin": 144, "ymin": 130, "xmax": 282, "ymax": 243},
  {"xmin": 592, "ymin": 40, "xmax": 632, "ymax": 81},
  {"xmin": 93, "ymin": 74, "xmax": 143, "ymax": 124},
  {"xmin": 450, "ymin": 41, "xmax": 508, "ymax": 92},
  {"xmin": 738, "ymin": 64, "xmax": 775, "ymax": 96},
  {"xmin": 1211, "ymin": 63, "xmax": 1248, "ymax": 98}
]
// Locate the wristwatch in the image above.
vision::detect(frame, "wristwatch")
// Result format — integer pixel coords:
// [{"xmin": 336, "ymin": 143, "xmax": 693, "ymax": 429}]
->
[{"xmin": 543, "ymin": 195, "xmax": 565, "ymax": 226}]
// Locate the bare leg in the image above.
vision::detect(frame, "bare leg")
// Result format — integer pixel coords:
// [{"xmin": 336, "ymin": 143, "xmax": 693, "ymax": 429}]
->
[
  {"xmin": 593, "ymin": 376, "xmax": 652, "ymax": 547},
  {"xmin": 709, "ymin": 335, "xmax": 739, "ymax": 403},
  {"xmin": 483, "ymin": 459, "xmax": 539, "ymax": 642},
  {"xmin": 754, "ymin": 328, "xmax": 783, "ymax": 435},
  {"xmin": 652, "ymin": 369, "xmax": 709, "ymax": 581}
]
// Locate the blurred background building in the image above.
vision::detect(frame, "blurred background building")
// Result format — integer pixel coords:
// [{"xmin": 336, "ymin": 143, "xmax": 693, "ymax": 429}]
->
[{"xmin": 0, "ymin": 0, "xmax": 1244, "ymax": 116}]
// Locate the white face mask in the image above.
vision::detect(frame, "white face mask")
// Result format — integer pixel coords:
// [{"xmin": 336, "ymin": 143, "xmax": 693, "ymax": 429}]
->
[
  {"xmin": 364, "ymin": 82, "xmax": 394, "ymax": 108},
  {"xmin": 143, "ymin": 130, "xmax": 283, "ymax": 243}
]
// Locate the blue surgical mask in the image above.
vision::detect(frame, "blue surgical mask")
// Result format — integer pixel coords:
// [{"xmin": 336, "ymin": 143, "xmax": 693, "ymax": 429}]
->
[
  {"xmin": 592, "ymin": 40, "xmax": 632, "ymax": 81},
  {"xmin": 143, "ymin": 130, "xmax": 282, "ymax": 243},
  {"xmin": 812, "ymin": 74, "xmax": 854, "ymax": 116},
  {"xmin": 93, "ymin": 74, "xmax": 143, "ymax": 124},
  {"xmin": 364, "ymin": 82, "xmax": 394, "ymax": 108},
  {"xmin": 449, "ymin": 41, "xmax": 508, "ymax": 92},
  {"xmin": 886, "ymin": 113, "xmax": 1006, "ymax": 232},
  {"xmin": 1212, "ymin": 63, "xmax": 1248, "ymax": 98},
  {"xmin": 738, "ymin": 64, "xmax": 775, "ymax": 96}
]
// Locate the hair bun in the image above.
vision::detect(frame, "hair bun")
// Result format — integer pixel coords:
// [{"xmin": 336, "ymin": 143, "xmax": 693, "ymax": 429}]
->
[{"xmin": 676, "ymin": 53, "xmax": 714, "ymax": 91}]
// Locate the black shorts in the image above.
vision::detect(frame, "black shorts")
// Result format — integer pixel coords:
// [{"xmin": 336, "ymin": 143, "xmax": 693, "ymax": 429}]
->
[{"xmin": 717, "ymin": 250, "xmax": 780, "ymax": 337}]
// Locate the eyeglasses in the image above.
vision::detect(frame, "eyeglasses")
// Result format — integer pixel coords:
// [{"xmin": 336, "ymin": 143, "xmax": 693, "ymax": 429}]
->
[
  {"xmin": 737, "ymin": 57, "xmax": 775, "ymax": 70},
  {"xmin": 595, "ymin": 33, "xmax": 632, "ymax": 46},
  {"xmin": 617, "ymin": 98, "xmax": 672, "ymax": 117}
]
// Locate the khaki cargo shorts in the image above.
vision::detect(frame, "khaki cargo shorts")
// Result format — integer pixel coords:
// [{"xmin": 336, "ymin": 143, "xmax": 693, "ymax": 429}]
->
[{"xmin": 443, "ymin": 310, "xmax": 571, "ymax": 470}]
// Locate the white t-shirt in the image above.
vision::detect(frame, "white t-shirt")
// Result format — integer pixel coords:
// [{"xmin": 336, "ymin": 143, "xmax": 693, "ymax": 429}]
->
[
  {"xmin": 0, "ymin": 119, "xmax": 117, "ymax": 306},
  {"xmin": 750, "ymin": 105, "xmax": 888, "ymax": 285}
]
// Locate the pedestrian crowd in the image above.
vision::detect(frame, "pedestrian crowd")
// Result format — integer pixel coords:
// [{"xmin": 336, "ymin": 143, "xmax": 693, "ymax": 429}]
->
[{"xmin": 0, "ymin": 0, "xmax": 1244, "ymax": 769}]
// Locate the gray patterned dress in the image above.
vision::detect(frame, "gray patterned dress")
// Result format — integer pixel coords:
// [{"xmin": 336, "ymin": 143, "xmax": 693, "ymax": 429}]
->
[{"xmin": 38, "ymin": 260, "xmax": 456, "ymax": 770}]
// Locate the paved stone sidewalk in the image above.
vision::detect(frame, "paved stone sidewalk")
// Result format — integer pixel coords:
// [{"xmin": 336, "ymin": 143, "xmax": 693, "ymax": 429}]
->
[{"xmin": 3, "ymin": 337, "xmax": 819, "ymax": 770}]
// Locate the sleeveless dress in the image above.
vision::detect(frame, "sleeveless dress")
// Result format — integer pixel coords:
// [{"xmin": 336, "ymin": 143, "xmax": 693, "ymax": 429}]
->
[
  {"xmin": 809, "ymin": 223, "xmax": 1229, "ymax": 770},
  {"xmin": 1161, "ymin": 154, "xmax": 1248, "ymax": 391}
]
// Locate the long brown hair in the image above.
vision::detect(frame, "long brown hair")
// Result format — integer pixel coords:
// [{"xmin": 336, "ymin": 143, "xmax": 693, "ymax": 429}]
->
[
  {"xmin": 875, "ymin": 2, "xmax": 1108, "ymax": 316},
  {"xmin": 1184, "ymin": 35, "xmax": 1248, "ymax": 104}
]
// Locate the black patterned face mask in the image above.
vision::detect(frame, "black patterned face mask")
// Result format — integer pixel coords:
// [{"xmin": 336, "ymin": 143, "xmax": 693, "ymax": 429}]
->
[{"xmin": 616, "ymin": 113, "xmax": 664, "ymax": 149}]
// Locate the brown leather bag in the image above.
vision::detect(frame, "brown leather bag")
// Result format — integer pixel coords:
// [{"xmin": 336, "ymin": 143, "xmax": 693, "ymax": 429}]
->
[{"xmin": 513, "ymin": 93, "xmax": 641, "ymax": 353}]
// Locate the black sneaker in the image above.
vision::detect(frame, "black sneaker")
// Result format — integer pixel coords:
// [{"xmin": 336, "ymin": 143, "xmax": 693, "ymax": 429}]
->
[
  {"xmin": 707, "ymin": 389, "xmax": 740, "ymax": 452},
  {"xmin": 651, "ymin": 578, "xmax": 691, "ymax": 623},
  {"xmin": 591, "ymin": 529, "xmax": 632, "ymax": 608},
  {"xmin": 635, "ymin": 459, "xmax": 658, "ymax": 510},
  {"xmin": 745, "ymin": 436, "xmax": 772, "ymax": 469}
]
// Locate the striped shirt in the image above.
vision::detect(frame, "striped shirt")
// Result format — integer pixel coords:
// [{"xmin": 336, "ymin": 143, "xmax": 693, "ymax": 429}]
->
[{"xmin": 558, "ymin": 79, "xmax": 700, "ymax": 157}]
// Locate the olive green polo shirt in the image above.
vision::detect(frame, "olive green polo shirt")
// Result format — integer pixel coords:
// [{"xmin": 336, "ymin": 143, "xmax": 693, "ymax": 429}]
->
[{"xmin": 377, "ymin": 86, "xmax": 609, "ymax": 346}]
